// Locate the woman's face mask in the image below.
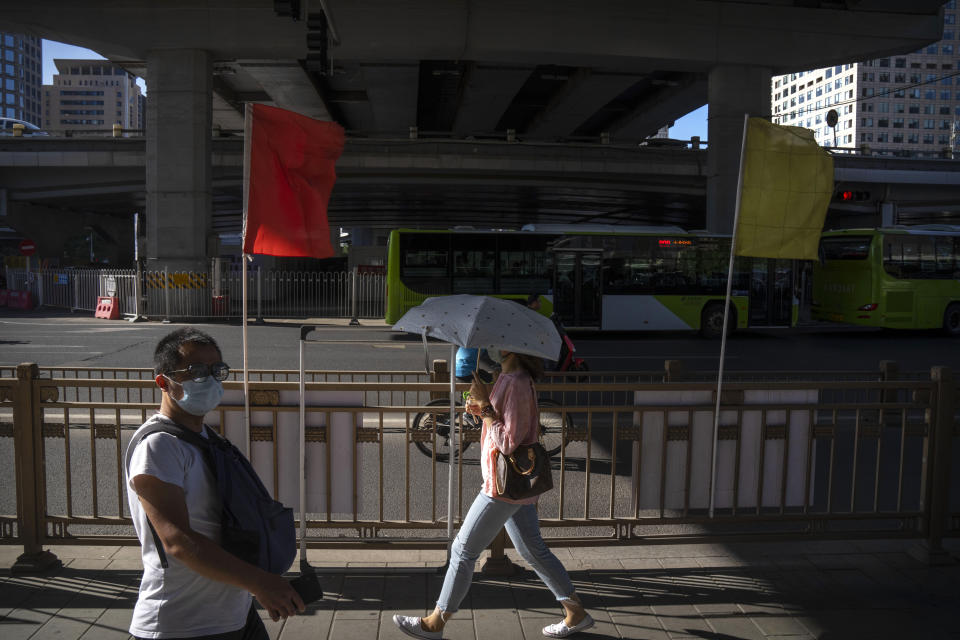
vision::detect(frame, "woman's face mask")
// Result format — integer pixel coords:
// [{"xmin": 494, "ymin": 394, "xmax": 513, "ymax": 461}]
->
[
  {"xmin": 488, "ymin": 350, "xmax": 510, "ymax": 365},
  {"xmin": 166, "ymin": 376, "xmax": 224, "ymax": 416}
]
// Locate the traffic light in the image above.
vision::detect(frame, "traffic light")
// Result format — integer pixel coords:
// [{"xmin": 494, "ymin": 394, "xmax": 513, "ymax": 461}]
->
[{"xmin": 834, "ymin": 188, "xmax": 871, "ymax": 202}]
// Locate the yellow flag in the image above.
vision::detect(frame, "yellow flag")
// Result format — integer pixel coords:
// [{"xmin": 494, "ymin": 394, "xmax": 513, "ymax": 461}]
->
[{"xmin": 734, "ymin": 118, "xmax": 833, "ymax": 260}]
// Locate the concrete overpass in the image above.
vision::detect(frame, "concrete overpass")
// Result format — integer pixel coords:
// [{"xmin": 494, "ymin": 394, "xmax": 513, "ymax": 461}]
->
[
  {"xmin": 3, "ymin": 135, "xmax": 959, "ymax": 262},
  {"xmin": 0, "ymin": 1, "xmax": 949, "ymax": 268}
]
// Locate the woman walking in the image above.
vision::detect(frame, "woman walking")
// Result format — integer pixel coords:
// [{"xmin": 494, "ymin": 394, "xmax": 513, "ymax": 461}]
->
[{"xmin": 393, "ymin": 349, "xmax": 594, "ymax": 639}]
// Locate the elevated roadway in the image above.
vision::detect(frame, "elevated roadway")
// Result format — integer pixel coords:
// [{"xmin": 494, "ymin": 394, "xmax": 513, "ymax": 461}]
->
[
  {"xmin": 0, "ymin": 1, "xmax": 951, "ymax": 266},
  {"xmin": 1, "ymin": 137, "xmax": 959, "ymax": 261}
]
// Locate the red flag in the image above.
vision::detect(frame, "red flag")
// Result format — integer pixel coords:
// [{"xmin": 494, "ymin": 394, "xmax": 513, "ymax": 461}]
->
[{"xmin": 242, "ymin": 104, "xmax": 345, "ymax": 257}]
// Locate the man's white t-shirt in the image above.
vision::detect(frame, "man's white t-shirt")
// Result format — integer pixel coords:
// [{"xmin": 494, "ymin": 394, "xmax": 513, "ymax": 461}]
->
[{"xmin": 124, "ymin": 414, "xmax": 252, "ymax": 639}]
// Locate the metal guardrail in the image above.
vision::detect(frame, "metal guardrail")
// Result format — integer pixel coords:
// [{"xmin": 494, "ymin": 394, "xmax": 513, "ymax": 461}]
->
[
  {"xmin": 1, "ymin": 363, "xmax": 957, "ymax": 570},
  {"xmin": 3, "ymin": 267, "xmax": 386, "ymax": 321}
]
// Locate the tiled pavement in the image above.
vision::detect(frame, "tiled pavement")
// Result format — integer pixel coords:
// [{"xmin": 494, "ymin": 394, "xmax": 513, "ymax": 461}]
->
[{"xmin": 1, "ymin": 539, "xmax": 959, "ymax": 639}]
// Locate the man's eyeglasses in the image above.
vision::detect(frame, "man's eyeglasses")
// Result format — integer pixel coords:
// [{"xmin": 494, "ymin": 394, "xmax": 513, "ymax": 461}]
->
[{"xmin": 166, "ymin": 362, "xmax": 230, "ymax": 382}]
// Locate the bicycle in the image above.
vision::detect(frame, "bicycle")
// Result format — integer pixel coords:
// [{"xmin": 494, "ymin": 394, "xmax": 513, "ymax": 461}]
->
[{"xmin": 411, "ymin": 396, "xmax": 572, "ymax": 463}]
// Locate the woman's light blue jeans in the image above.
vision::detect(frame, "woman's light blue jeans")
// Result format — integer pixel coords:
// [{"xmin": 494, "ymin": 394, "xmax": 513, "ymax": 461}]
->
[{"xmin": 436, "ymin": 493, "xmax": 575, "ymax": 614}]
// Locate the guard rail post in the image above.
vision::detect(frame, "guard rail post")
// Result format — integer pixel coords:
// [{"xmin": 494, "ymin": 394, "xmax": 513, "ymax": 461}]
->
[
  {"xmin": 349, "ymin": 267, "xmax": 360, "ymax": 326},
  {"xmin": 912, "ymin": 366, "xmax": 955, "ymax": 565},
  {"xmin": 11, "ymin": 363, "xmax": 61, "ymax": 573},
  {"xmin": 480, "ymin": 528, "xmax": 518, "ymax": 576},
  {"xmin": 880, "ymin": 360, "xmax": 899, "ymax": 403},
  {"xmin": 431, "ymin": 360, "xmax": 448, "ymax": 401},
  {"xmin": 665, "ymin": 359, "xmax": 684, "ymax": 382}
]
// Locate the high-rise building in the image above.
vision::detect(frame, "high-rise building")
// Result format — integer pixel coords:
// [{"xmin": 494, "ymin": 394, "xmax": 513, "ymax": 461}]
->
[
  {"xmin": 0, "ymin": 32, "xmax": 43, "ymax": 125},
  {"xmin": 42, "ymin": 59, "xmax": 145, "ymax": 132},
  {"xmin": 771, "ymin": 0, "xmax": 960, "ymax": 158}
]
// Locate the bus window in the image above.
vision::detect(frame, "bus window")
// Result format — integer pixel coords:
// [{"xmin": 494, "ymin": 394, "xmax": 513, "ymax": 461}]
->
[
  {"xmin": 400, "ymin": 233, "xmax": 450, "ymax": 294},
  {"xmin": 900, "ymin": 238, "xmax": 921, "ymax": 278},
  {"xmin": 821, "ymin": 236, "xmax": 871, "ymax": 260},
  {"xmin": 935, "ymin": 237, "xmax": 958, "ymax": 278},
  {"xmin": 498, "ymin": 235, "xmax": 552, "ymax": 294},
  {"xmin": 452, "ymin": 234, "xmax": 494, "ymax": 293},
  {"xmin": 920, "ymin": 237, "xmax": 937, "ymax": 277}
]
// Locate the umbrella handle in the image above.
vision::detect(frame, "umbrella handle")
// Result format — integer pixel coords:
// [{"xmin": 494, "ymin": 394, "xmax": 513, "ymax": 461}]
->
[{"xmin": 421, "ymin": 329, "xmax": 430, "ymax": 374}]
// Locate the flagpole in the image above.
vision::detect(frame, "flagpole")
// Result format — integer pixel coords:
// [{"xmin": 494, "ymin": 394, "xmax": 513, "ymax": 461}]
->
[
  {"xmin": 709, "ymin": 113, "xmax": 751, "ymax": 518},
  {"xmin": 240, "ymin": 106, "xmax": 253, "ymax": 459},
  {"xmin": 242, "ymin": 254, "xmax": 251, "ymax": 458}
]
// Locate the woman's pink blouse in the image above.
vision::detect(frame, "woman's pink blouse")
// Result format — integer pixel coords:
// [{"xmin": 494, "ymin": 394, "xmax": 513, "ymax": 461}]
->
[{"xmin": 479, "ymin": 371, "xmax": 540, "ymax": 505}]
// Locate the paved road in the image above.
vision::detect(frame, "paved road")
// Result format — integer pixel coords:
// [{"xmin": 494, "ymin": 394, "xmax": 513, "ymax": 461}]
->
[{"xmin": 2, "ymin": 310, "xmax": 959, "ymax": 375}]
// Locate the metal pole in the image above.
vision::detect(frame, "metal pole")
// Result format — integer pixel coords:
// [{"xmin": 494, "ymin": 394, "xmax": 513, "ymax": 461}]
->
[
  {"xmin": 446, "ymin": 344, "xmax": 457, "ymax": 563},
  {"xmin": 72, "ymin": 268, "xmax": 79, "ymax": 313},
  {"xmin": 299, "ymin": 330, "xmax": 308, "ymax": 566},
  {"xmin": 131, "ymin": 259, "xmax": 145, "ymax": 322},
  {"xmin": 242, "ymin": 255, "xmax": 251, "ymax": 457},
  {"xmin": 709, "ymin": 112, "xmax": 750, "ymax": 518},
  {"xmin": 256, "ymin": 266, "xmax": 264, "ymax": 325},
  {"xmin": 162, "ymin": 267, "xmax": 171, "ymax": 324}
]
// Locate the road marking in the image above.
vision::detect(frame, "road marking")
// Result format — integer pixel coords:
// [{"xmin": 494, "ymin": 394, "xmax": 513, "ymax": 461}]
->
[
  {"xmin": 594, "ymin": 355, "xmax": 741, "ymax": 360},
  {"xmin": 1, "ymin": 344, "xmax": 92, "ymax": 348}
]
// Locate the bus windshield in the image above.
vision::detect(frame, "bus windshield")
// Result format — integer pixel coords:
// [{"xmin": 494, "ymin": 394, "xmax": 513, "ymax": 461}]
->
[{"xmin": 820, "ymin": 236, "xmax": 872, "ymax": 261}]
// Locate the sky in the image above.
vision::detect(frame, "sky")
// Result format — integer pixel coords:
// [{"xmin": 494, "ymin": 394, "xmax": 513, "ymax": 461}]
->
[
  {"xmin": 669, "ymin": 104, "xmax": 708, "ymax": 142},
  {"xmin": 43, "ymin": 39, "xmax": 147, "ymax": 93}
]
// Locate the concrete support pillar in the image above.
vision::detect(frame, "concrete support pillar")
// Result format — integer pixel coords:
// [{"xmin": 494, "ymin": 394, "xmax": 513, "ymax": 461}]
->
[
  {"xmin": 706, "ymin": 65, "xmax": 772, "ymax": 234},
  {"xmin": 145, "ymin": 49, "xmax": 212, "ymax": 271}
]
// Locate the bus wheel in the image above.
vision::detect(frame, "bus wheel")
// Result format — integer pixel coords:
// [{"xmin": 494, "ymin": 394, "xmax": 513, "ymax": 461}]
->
[
  {"xmin": 700, "ymin": 303, "xmax": 734, "ymax": 339},
  {"xmin": 944, "ymin": 303, "xmax": 960, "ymax": 336}
]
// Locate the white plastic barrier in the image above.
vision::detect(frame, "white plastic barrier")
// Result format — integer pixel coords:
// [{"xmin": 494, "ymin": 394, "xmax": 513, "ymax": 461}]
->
[
  {"xmin": 211, "ymin": 388, "xmax": 363, "ymax": 518},
  {"xmin": 632, "ymin": 389, "xmax": 817, "ymax": 511}
]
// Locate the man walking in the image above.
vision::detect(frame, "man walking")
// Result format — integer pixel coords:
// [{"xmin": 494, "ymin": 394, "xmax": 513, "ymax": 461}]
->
[{"xmin": 124, "ymin": 327, "xmax": 303, "ymax": 639}]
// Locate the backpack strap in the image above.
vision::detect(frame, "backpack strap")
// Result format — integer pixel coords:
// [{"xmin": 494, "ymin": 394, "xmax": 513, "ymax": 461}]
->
[{"xmin": 127, "ymin": 420, "xmax": 212, "ymax": 570}]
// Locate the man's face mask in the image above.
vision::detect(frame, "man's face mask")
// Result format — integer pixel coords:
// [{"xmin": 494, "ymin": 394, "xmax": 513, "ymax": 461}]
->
[{"xmin": 165, "ymin": 375, "xmax": 224, "ymax": 416}]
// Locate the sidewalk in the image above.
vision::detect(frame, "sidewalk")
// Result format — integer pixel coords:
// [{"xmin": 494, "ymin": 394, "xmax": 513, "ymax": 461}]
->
[{"xmin": 2, "ymin": 539, "xmax": 959, "ymax": 639}]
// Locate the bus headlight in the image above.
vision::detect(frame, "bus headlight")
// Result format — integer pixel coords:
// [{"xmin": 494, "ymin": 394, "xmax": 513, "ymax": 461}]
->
[{"xmin": 857, "ymin": 303, "xmax": 878, "ymax": 311}]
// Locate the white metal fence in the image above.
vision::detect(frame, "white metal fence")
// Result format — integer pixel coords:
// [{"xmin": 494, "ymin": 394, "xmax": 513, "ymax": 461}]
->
[{"xmin": 3, "ymin": 266, "xmax": 386, "ymax": 320}]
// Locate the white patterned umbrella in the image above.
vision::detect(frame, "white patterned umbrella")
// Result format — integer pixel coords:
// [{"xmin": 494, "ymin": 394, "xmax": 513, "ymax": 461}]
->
[
  {"xmin": 393, "ymin": 294, "xmax": 561, "ymax": 557},
  {"xmin": 393, "ymin": 294, "xmax": 561, "ymax": 361}
]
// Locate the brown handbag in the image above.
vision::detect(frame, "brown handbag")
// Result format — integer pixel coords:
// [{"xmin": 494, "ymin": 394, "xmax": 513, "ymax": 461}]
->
[{"xmin": 494, "ymin": 441, "xmax": 554, "ymax": 500}]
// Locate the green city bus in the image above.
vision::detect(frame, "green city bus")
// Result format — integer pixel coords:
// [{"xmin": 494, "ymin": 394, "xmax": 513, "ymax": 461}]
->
[
  {"xmin": 385, "ymin": 225, "xmax": 798, "ymax": 337},
  {"xmin": 811, "ymin": 227, "xmax": 960, "ymax": 335}
]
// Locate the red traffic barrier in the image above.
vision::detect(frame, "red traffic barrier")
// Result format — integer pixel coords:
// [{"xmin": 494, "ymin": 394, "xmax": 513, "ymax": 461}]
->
[
  {"xmin": 0, "ymin": 289, "xmax": 7, "ymax": 307},
  {"xmin": 7, "ymin": 290, "xmax": 35, "ymax": 310},
  {"xmin": 212, "ymin": 294, "xmax": 229, "ymax": 316},
  {"xmin": 94, "ymin": 296, "xmax": 120, "ymax": 320}
]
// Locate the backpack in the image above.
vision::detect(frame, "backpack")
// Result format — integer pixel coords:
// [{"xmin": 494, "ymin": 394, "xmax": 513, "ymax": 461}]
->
[{"xmin": 129, "ymin": 420, "xmax": 297, "ymax": 575}]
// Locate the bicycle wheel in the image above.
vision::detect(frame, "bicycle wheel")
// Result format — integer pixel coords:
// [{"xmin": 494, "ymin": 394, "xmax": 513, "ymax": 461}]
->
[
  {"xmin": 537, "ymin": 398, "xmax": 572, "ymax": 457},
  {"xmin": 411, "ymin": 398, "xmax": 473, "ymax": 462}
]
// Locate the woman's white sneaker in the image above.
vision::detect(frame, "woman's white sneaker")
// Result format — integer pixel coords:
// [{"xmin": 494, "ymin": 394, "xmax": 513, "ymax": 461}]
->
[
  {"xmin": 542, "ymin": 613, "xmax": 595, "ymax": 638},
  {"xmin": 392, "ymin": 614, "xmax": 442, "ymax": 640}
]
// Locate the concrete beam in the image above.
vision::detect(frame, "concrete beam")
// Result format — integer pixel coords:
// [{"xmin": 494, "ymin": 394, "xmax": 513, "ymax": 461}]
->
[
  {"xmin": 525, "ymin": 70, "xmax": 647, "ymax": 139},
  {"xmin": 453, "ymin": 65, "xmax": 532, "ymax": 136},
  {"xmin": 361, "ymin": 64, "xmax": 419, "ymax": 134},
  {"xmin": 1, "ymin": 0, "xmax": 308, "ymax": 61},
  {"xmin": 239, "ymin": 61, "xmax": 333, "ymax": 121},
  {"xmin": 323, "ymin": 0, "xmax": 944, "ymax": 72}
]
